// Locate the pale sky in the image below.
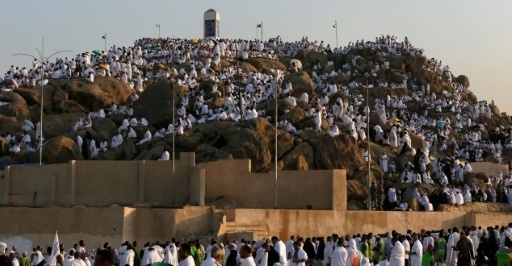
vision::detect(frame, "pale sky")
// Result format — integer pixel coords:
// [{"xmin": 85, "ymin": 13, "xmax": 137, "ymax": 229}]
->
[{"xmin": 1, "ymin": 0, "xmax": 511, "ymax": 112}]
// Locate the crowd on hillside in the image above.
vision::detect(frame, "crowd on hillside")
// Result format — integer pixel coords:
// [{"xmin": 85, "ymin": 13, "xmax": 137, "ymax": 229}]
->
[
  {"xmin": 2, "ymin": 35, "xmax": 512, "ymax": 210},
  {"xmin": 3, "ymin": 223, "xmax": 512, "ymax": 266}
]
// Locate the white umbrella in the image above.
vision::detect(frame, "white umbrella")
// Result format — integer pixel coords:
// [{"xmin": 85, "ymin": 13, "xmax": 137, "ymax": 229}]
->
[
  {"xmin": 290, "ymin": 59, "xmax": 302, "ymax": 69},
  {"xmin": 24, "ymin": 120, "xmax": 35, "ymax": 129}
]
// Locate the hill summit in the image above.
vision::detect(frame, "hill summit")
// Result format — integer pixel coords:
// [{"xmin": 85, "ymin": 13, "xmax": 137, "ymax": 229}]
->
[{"xmin": 1, "ymin": 35, "xmax": 510, "ymax": 209}]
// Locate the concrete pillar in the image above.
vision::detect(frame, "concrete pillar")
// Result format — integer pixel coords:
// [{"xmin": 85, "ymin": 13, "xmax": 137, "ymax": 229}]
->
[
  {"xmin": 2, "ymin": 166, "xmax": 11, "ymax": 206},
  {"xmin": 332, "ymin": 170, "xmax": 347, "ymax": 211},
  {"xmin": 70, "ymin": 160, "xmax": 76, "ymax": 206},
  {"xmin": 199, "ymin": 168, "xmax": 205, "ymax": 206},
  {"xmin": 138, "ymin": 160, "xmax": 146, "ymax": 203},
  {"xmin": 189, "ymin": 152, "xmax": 196, "ymax": 167}
]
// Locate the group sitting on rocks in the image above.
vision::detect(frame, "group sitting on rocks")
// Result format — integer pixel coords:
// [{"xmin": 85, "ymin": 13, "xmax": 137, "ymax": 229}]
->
[{"xmin": 2, "ymin": 34, "xmax": 512, "ymax": 211}]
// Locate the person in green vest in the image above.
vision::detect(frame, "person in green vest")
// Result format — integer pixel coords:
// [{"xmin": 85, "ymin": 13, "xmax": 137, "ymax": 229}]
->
[
  {"xmin": 133, "ymin": 241, "xmax": 141, "ymax": 266},
  {"xmin": 361, "ymin": 235, "xmax": 370, "ymax": 259},
  {"xmin": 193, "ymin": 242, "xmax": 204, "ymax": 266},
  {"xmin": 373, "ymin": 235, "xmax": 385, "ymax": 263},
  {"xmin": 20, "ymin": 252, "xmax": 31, "ymax": 266},
  {"xmin": 434, "ymin": 230, "xmax": 446, "ymax": 263},
  {"xmin": 190, "ymin": 241, "xmax": 197, "ymax": 260},
  {"xmin": 367, "ymin": 233, "xmax": 374, "ymax": 262}
]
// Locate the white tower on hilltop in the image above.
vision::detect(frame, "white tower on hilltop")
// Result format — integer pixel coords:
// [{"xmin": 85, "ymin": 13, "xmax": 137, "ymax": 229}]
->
[{"xmin": 204, "ymin": 9, "xmax": 220, "ymax": 39}]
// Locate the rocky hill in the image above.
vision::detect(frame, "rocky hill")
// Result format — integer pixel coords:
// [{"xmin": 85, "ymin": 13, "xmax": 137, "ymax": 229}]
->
[{"xmin": 1, "ymin": 37, "xmax": 510, "ymax": 208}]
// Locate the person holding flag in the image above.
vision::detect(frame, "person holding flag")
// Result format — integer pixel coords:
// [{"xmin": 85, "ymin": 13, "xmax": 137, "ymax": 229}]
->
[{"xmin": 47, "ymin": 231, "xmax": 60, "ymax": 266}]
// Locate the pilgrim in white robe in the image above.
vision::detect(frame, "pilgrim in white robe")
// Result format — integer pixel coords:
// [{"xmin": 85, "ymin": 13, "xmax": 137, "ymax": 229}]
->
[
  {"xmin": 388, "ymin": 242, "xmax": 405, "ymax": 266},
  {"xmin": 331, "ymin": 246, "xmax": 347, "ymax": 266},
  {"xmin": 409, "ymin": 240, "xmax": 422, "ymax": 266}
]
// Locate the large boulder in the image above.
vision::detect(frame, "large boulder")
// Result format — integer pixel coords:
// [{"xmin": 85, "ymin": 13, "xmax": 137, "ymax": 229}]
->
[
  {"xmin": 0, "ymin": 116, "xmax": 25, "ymax": 135},
  {"xmin": 396, "ymin": 153, "xmax": 414, "ymax": 171},
  {"xmin": 92, "ymin": 118, "xmax": 118, "ymax": 141},
  {"xmin": 347, "ymin": 200, "xmax": 366, "ymax": 210},
  {"xmin": 42, "ymin": 136, "xmax": 83, "ymax": 163},
  {"xmin": 175, "ymin": 133, "xmax": 205, "ymax": 152},
  {"xmin": 43, "ymin": 113, "xmax": 83, "ymax": 139},
  {"xmin": 221, "ymin": 127, "xmax": 271, "ymax": 172},
  {"xmin": 53, "ymin": 100, "xmax": 85, "ymax": 113},
  {"xmin": 264, "ymin": 99, "xmax": 293, "ymax": 117},
  {"xmin": 491, "ymin": 105, "xmax": 500, "ymax": 116},
  {"xmin": 296, "ymin": 50, "xmax": 328, "ymax": 70},
  {"xmin": 92, "ymin": 141, "xmax": 137, "ymax": 161},
  {"xmin": 194, "ymin": 121, "xmax": 235, "ymax": 139},
  {"xmin": 14, "ymin": 88, "xmax": 41, "ymax": 106},
  {"xmin": 268, "ymin": 132, "xmax": 295, "ymax": 159},
  {"xmin": 315, "ymin": 134, "xmax": 366, "ymax": 174},
  {"xmin": 456, "ymin": 75, "xmax": 470, "ymax": 88},
  {"xmin": 0, "ymin": 92, "xmax": 31, "ymax": 120},
  {"xmin": 275, "ymin": 142, "xmax": 315, "ymax": 171},
  {"xmin": 133, "ymin": 79, "xmax": 175, "ymax": 128},
  {"xmin": 282, "ymin": 71, "xmax": 315, "ymax": 98},
  {"xmin": 142, "ymin": 145, "xmax": 168, "ymax": 160},
  {"xmin": 61, "ymin": 77, "xmax": 132, "ymax": 110},
  {"xmin": 347, "ymin": 179, "xmax": 368, "ymax": 202},
  {"xmin": 246, "ymin": 58, "xmax": 287, "ymax": 74},
  {"xmin": 283, "ymin": 107, "xmax": 306, "ymax": 124},
  {"xmin": 237, "ymin": 118, "xmax": 276, "ymax": 140},
  {"xmin": 238, "ymin": 62, "xmax": 258, "ymax": 74}
]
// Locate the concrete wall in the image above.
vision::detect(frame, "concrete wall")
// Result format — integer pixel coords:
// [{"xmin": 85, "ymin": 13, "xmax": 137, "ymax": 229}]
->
[
  {"xmin": 0, "ymin": 206, "xmax": 220, "ymax": 255},
  {"xmin": 224, "ymin": 209, "xmax": 471, "ymax": 241},
  {"xmin": 2, "ymin": 206, "xmax": 512, "ymax": 255},
  {"xmin": 198, "ymin": 160, "xmax": 346, "ymax": 210},
  {"xmin": 1, "ymin": 153, "xmax": 196, "ymax": 207},
  {"xmin": 0, "ymin": 154, "xmax": 345, "ymax": 210}
]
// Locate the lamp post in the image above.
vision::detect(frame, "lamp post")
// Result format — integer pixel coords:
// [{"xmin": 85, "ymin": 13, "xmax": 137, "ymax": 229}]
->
[
  {"xmin": 274, "ymin": 80, "xmax": 281, "ymax": 209},
  {"xmin": 156, "ymin": 23, "xmax": 161, "ymax": 38},
  {"xmin": 12, "ymin": 38, "xmax": 71, "ymax": 165},
  {"xmin": 172, "ymin": 81, "xmax": 176, "ymax": 204},
  {"xmin": 333, "ymin": 20, "xmax": 338, "ymax": 48},
  {"xmin": 366, "ymin": 79, "xmax": 371, "ymax": 210},
  {"xmin": 235, "ymin": 45, "xmax": 243, "ymax": 120},
  {"xmin": 256, "ymin": 23, "xmax": 263, "ymax": 41}
]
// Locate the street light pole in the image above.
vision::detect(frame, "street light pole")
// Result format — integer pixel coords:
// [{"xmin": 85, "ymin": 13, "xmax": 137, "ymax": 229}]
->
[
  {"xmin": 12, "ymin": 38, "xmax": 71, "ymax": 165},
  {"xmin": 366, "ymin": 79, "xmax": 371, "ymax": 211},
  {"xmin": 156, "ymin": 23, "xmax": 161, "ymax": 38},
  {"xmin": 260, "ymin": 21, "xmax": 263, "ymax": 41},
  {"xmin": 274, "ymin": 80, "xmax": 280, "ymax": 209},
  {"xmin": 172, "ymin": 81, "xmax": 176, "ymax": 204},
  {"xmin": 235, "ymin": 45, "xmax": 243, "ymax": 120},
  {"xmin": 333, "ymin": 20, "xmax": 339, "ymax": 48}
]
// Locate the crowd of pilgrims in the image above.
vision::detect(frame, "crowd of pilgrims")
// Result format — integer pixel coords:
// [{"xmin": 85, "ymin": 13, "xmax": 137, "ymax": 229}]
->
[
  {"xmin": 2, "ymin": 35, "xmax": 512, "ymax": 207},
  {"xmin": 4, "ymin": 223, "xmax": 512, "ymax": 266}
]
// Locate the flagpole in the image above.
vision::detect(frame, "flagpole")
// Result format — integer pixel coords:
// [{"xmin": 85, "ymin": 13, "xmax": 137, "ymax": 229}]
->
[
  {"xmin": 333, "ymin": 20, "xmax": 338, "ymax": 48},
  {"xmin": 261, "ymin": 21, "xmax": 263, "ymax": 41},
  {"xmin": 104, "ymin": 33, "xmax": 107, "ymax": 52}
]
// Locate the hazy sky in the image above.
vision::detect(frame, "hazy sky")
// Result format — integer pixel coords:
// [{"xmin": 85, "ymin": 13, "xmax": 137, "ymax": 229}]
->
[{"xmin": 2, "ymin": 0, "xmax": 511, "ymax": 112}]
